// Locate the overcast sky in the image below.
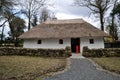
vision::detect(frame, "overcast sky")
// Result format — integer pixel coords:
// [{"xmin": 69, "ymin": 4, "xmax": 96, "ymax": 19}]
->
[
  {"xmin": 1, "ymin": 0, "xmax": 113, "ymax": 37},
  {"xmin": 48, "ymin": 0, "xmax": 100, "ymax": 28}
]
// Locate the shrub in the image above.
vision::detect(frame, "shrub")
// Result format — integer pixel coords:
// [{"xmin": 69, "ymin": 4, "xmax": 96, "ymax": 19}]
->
[
  {"xmin": 83, "ymin": 46, "xmax": 89, "ymax": 52},
  {"xmin": 65, "ymin": 46, "xmax": 72, "ymax": 57},
  {"xmin": 0, "ymin": 47, "xmax": 71, "ymax": 57},
  {"xmin": 115, "ymin": 50, "xmax": 120, "ymax": 57},
  {"xmin": 82, "ymin": 47, "xmax": 120, "ymax": 57},
  {"xmin": 82, "ymin": 46, "xmax": 92, "ymax": 57},
  {"xmin": 0, "ymin": 44, "xmax": 23, "ymax": 47},
  {"xmin": 92, "ymin": 49, "xmax": 103, "ymax": 57}
]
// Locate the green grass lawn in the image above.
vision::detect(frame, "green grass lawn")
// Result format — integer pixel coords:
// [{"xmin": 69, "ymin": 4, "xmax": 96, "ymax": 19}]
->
[
  {"xmin": 91, "ymin": 57, "xmax": 120, "ymax": 74},
  {"xmin": 0, "ymin": 56, "xmax": 66, "ymax": 80}
]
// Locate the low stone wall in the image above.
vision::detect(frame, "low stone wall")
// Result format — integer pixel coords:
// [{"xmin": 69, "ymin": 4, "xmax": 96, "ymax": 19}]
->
[
  {"xmin": 0, "ymin": 47, "xmax": 71, "ymax": 57},
  {"xmin": 82, "ymin": 46, "xmax": 120, "ymax": 57}
]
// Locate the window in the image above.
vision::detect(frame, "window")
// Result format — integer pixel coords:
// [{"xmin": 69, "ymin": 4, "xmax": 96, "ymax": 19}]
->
[
  {"xmin": 38, "ymin": 40, "xmax": 41, "ymax": 44},
  {"xmin": 59, "ymin": 39, "xmax": 63, "ymax": 44},
  {"xmin": 89, "ymin": 39, "xmax": 94, "ymax": 44}
]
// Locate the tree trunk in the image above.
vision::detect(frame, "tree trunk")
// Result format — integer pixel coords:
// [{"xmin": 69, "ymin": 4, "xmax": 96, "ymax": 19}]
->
[
  {"xmin": 28, "ymin": 9, "xmax": 31, "ymax": 31},
  {"xmin": 0, "ymin": 25, "xmax": 5, "ymax": 44},
  {"xmin": 112, "ymin": 15, "xmax": 115, "ymax": 41},
  {"xmin": 28, "ymin": 17, "xmax": 31, "ymax": 30},
  {"xmin": 100, "ymin": 12, "xmax": 104, "ymax": 31},
  {"xmin": 111, "ymin": 0, "xmax": 118, "ymax": 41},
  {"xmin": 14, "ymin": 37, "xmax": 19, "ymax": 47}
]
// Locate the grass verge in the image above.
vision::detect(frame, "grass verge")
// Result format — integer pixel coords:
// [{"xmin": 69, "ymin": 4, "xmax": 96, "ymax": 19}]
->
[
  {"xmin": 91, "ymin": 57, "xmax": 120, "ymax": 74},
  {"xmin": 0, "ymin": 56, "xmax": 66, "ymax": 80}
]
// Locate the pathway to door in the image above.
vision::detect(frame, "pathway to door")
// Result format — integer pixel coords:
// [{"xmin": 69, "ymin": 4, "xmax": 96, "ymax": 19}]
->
[
  {"xmin": 44, "ymin": 58, "xmax": 120, "ymax": 80},
  {"xmin": 70, "ymin": 53, "xmax": 84, "ymax": 58}
]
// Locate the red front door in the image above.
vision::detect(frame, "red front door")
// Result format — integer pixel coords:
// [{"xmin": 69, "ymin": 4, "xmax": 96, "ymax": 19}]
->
[{"xmin": 76, "ymin": 45, "xmax": 80, "ymax": 53}]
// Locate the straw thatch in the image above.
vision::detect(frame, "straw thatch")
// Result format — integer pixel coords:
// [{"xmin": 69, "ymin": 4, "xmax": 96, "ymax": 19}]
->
[{"xmin": 19, "ymin": 19, "xmax": 108, "ymax": 39}]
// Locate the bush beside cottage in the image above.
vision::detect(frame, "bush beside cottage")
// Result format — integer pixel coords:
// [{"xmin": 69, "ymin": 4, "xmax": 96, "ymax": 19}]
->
[
  {"xmin": 0, "ymin": 47, "xmax": 71, "ymax": 57},
  {"xmin": 82, "ymin": 46, "xmax": 120, "ymax": 57}
]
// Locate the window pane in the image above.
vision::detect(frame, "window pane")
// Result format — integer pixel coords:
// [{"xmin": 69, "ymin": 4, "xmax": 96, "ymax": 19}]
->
[
  {"xmin": 89, "ymin": 39, "xmax": 94, "ymax": 44},
  {"xmin": 59, "ymin": 39, "xmax": 63, "ymax": 44},
  {"xmin": 38, "ymin": 40, "xmax": 41, "ymax": 44}
]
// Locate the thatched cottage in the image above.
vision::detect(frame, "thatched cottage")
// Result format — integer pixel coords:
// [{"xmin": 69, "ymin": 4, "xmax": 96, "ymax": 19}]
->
[{"xmin": 19, "ymin": 19, "xmax": 108, "ymax": 53}]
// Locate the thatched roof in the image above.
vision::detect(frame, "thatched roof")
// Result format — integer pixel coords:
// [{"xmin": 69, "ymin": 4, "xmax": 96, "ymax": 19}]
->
[{"xmin": 19, "ymin": 19, "xmax": 108, "ymax": 39}]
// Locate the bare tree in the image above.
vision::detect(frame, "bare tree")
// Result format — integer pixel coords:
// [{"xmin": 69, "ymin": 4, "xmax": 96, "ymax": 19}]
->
[
  {"xmin": 19, "ymin": 0, "xmax": 46, "ymax": 30},
  {"xmin": 31, "ymin": 7, "xmax": 57, "ymax": 26},
  {"xmin": 40, "ymin": 7, "xmax": 57, "ymax": 23},
  {"xmin": 8, "ymin": 16, "xmax": 26, "ymax": 46},
  {"xmin": 106, "ymin": 0, "xmax": 119, "ymax": 41},
  {"xmin": 0, "ymin": 0, "xmax": 16, "ymax": 14},
  {"xmin": 0, "ymin": 0, "xmax": 18, "ymax": 27},
  {"xmin": 31, "ymin": 15, "xmax": 38, "ymax": 27},
  {"xmin": 74, "ymin": 0, "xmax": 115, "ymax": 31},
  {"xmin": 0, "ymin": 0, "xmax": 18, "ymax": 43},
  {"xmin": 111, "ymin": 0, "xmax": 118, "ymax": 26},
  {"xmin": 40, "ymin": 7, "xmax": 50, "ymax": 23}
]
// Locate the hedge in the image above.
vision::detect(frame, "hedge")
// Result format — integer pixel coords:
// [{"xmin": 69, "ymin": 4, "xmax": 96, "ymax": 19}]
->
[
  {"xmin": 82, "ymin": 46, "xmax": 120, "ymax": 57},
  {"xmin": 0, "ymin": 44, "xmax": 23, "ymax": 47},
  {"xmin": 0, "ymin": 46, "xmax": 71, "ymax": 57}
]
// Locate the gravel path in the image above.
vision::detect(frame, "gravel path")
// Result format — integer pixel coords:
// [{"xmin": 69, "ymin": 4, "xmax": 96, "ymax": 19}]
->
[{"xmin": 44, "ymin": 59, "xmax": 120, "ymax": 80}]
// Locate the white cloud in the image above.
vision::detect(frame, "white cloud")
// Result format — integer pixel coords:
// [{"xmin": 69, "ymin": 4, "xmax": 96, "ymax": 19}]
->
[
  {"xmin": 56, "ymin": 13, "xmax": 80, "ymax": 19},
  {"xmin": 48, "ymin": 0, "xmax": 91, "ymax": 16},
  {"xmin": 56, "ymin": 12, "xmax": 100, "ymax": 28},
  {"xmin": 48, "ymin": 0, "xmax": 100, "ymax": 28}
]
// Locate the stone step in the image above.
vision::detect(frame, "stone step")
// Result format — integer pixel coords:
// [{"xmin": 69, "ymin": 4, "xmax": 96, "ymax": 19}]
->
[{"xmin": 70, "ymin": 53, "xmax": 85, "ymax": 59}]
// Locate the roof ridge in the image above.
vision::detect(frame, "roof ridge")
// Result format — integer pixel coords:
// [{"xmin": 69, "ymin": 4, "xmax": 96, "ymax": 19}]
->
[
  {"xmin": 44, "ymin": 18, "xmax": 85, "ymax": 24},
  {"xmin": 45, "ymin": 18, "xmax": 83, "ymax": 21}
]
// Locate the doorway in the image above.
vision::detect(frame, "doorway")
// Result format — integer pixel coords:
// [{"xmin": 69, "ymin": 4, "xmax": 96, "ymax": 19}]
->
[{"xmin": 71, "ymin": 38, "xmax": 80, "ymax": 53}]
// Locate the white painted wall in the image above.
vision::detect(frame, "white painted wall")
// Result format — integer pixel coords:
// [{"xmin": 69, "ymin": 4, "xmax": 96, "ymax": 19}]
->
[
  {"xmin": 23, "ymin": 37, "xmax": 104, "ymax": 53},
  {"xmin": 80, "ymin": 37, "xmax": 104, "ymax": 53},
  {"xmin": 23, "ymin": 38, "xmax": 71, "ymax": 49}
]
